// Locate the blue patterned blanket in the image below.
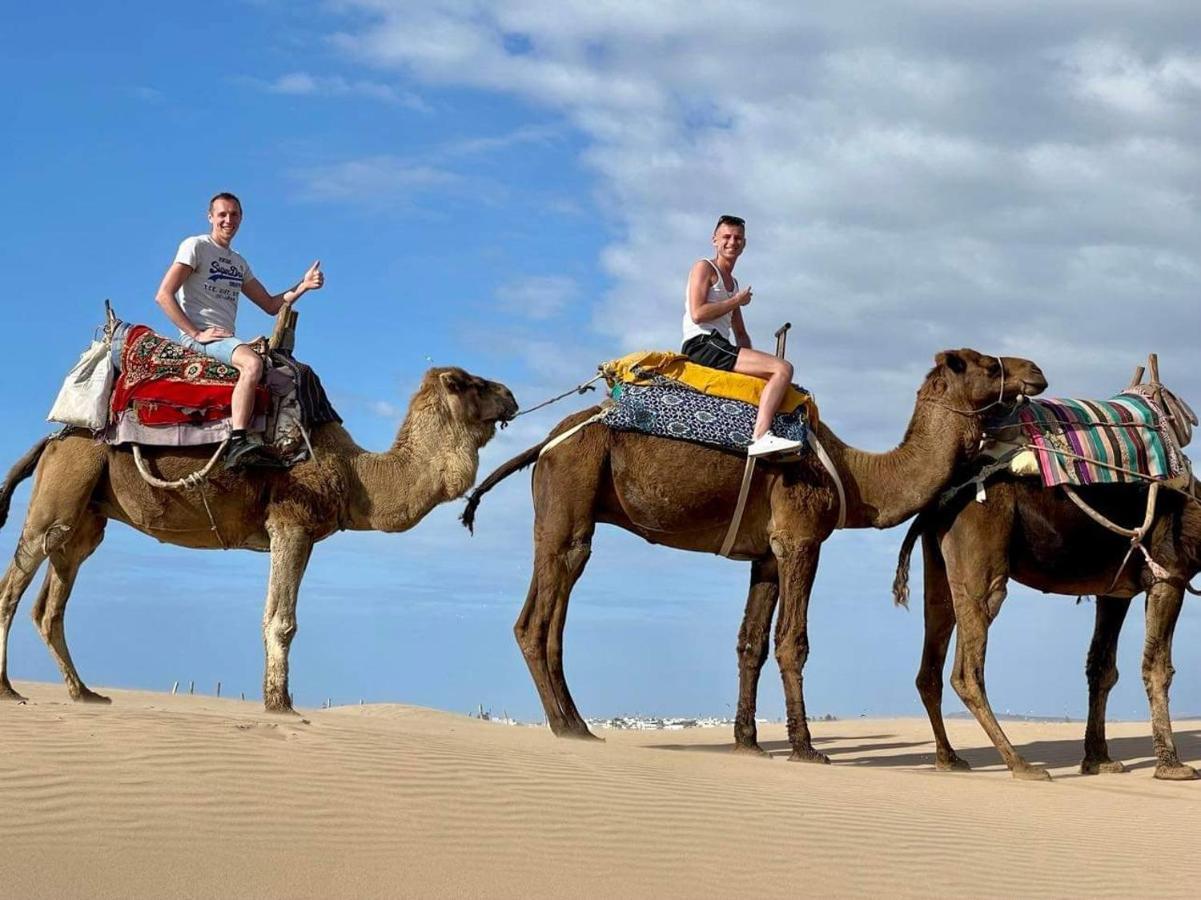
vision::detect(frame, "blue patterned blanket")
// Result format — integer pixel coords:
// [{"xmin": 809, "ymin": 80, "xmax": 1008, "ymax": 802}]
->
[{"xmin": 602, "ymin": 379, "xmax": 808, "ymax": 453}]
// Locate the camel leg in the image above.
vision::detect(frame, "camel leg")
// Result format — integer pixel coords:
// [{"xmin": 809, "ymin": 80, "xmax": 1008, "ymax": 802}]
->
[
  {"xmin": 942, "ymin": 526, "xmax": 1049, "ymax": 780},
  {"xmin": 1141, "ymin": 581, "xmax": 1196, "ymax": 780},
  {"xmin": 0, "ymin": 435, "xmax": 106, "ymax": 700},
  {"xmin": 733, "ymin": 556, "xmax": 778, "ymax": 754},
  {"xmin": 31, "ymin": 512, "xmax": 109, "ymax": 703},
  {"xmin": 774, "ymin": 538, "xmax": 828, "ymax": 764},
  {"xmin": 515, "ymin": 528, "xmax": 596, "ymax": 739},
  {"xmin": 545, "ymin": 530, "xmax": 597, "ymax": 738},
  {"xmin": 261, "ymin": 523, "xmax": 313, "ymax": 713},
  {"xmin": 916, "ymin": 533, "xmax": 970, "ymax": 772},
  {"xmin": 1080, "ymin": 595, "xmax": 1131, "ymax": 775}
]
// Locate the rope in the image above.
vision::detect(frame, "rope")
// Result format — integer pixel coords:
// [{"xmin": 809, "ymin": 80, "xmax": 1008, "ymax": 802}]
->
[
  {"xmin": 512, "ymin": 374, "xmax": 603, "ymax": 419},
  {"xmin": 132, "ymin": 440, "xmax": 228, "ymax": 490},
  {"xmin": 131, "ymin": 442, "xmax": 230, "ymax": 549}
]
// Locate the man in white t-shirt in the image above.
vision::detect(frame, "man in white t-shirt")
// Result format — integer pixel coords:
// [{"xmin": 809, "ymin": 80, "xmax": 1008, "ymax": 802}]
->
[{"xmin": 154, "ymin": 192, "xmax": 324, "ymax": 466}]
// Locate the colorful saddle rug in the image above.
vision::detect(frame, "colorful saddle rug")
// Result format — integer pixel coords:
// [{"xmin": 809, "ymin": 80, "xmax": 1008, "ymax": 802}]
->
[
  {"xmin": 601, "ymin": 350, "xmax": 820, "ymax": 424},
  {"xmin": 1014, "ymin": 393, "xmax": 1187, "ymax": 488},
  {"xmin": 106, "ymin": 325, "xmax": 341, "ymax": 455},
  {"xmin": 601, "ymin": 376, "xmax": 808, "ymax": 453},
  {"xmin": 110, "ymin": 325, "xmax": 269, "ymax": 430}
]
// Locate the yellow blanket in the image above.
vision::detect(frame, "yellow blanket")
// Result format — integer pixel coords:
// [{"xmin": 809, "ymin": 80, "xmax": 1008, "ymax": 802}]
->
[{"xmin": 600, "ymin": 350, "xmax": 819, "ymax": 424}]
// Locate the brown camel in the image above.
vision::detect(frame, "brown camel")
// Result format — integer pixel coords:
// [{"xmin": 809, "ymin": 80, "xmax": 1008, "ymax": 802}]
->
[
  {"xmin": 0, "ymin": 367, "xmax": 517, "ymax": 711},
  {"xmin": 893, "ymin": 477, "xmax": 1200, "ymax": 780},
  {"xmin": 462, "ymin": 349, "xmax": 1047, "ymax": 761}
]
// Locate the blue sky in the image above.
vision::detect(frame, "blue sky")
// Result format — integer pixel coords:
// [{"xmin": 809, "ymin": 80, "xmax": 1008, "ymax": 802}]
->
[{"xmin": 2, "ymin": 1, "xmax": 1200, "ymax": 726}]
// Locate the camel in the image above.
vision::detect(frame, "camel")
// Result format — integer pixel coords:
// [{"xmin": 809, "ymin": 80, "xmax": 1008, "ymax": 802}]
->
[
  {"xmin": 462, "ymin": 349, "xmax": 1047, "ymax": 761},
  {"xmin": 0, "ymin": 367, "xmax": 517, "ymax": 712},
  {"xmin": 893, "ymin": 477, "xmax": 1200, "ymax": 780}
]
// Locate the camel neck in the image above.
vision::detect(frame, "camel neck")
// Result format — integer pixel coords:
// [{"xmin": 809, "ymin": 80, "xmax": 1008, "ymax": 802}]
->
[
  {"xmin": 345, "ymin": 404, "xmax": 480, "ymax": 532},
  {"xmin": 817, "ymin": 400, "xmax": 977, "ymax": 529}
]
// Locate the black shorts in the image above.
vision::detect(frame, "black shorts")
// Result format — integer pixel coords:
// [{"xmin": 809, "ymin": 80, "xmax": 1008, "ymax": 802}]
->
[{"xmin": 681, "ymin": 331, "xmax": 740, "ymax": 372}]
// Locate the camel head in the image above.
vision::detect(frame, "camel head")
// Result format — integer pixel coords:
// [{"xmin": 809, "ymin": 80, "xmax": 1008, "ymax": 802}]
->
[
  {"xmin": 424, "ymin": 366, "xmax": 518, "ymax": 446},
  {"xmin": 919, "ymin": 349, "xmax": 1047, "ymax": 440}
]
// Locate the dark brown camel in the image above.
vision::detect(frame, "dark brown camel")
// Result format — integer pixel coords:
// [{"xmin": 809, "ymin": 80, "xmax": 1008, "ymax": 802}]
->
[
  {"xmin": 463, "ymin": 349, "xmax": 1046, "ymax": 761},
  {"xmin": 893, "ymin": 477, "xmax": 1200, "ymax": 780}
]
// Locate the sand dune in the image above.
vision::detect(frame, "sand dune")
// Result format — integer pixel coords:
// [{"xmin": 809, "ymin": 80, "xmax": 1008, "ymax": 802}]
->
[{"xmin": 2, "ymin": 682, "xmax": 1199, "ymax": 898}]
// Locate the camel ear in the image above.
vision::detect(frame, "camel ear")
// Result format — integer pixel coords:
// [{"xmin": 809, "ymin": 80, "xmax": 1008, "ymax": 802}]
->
[
  {"xmin": 937, "ymin": 351, "xmax": 966, "ymax": 374},
  {"xmin": 439, "ymin": 370, "xmax": 470, "ymax": 394}
]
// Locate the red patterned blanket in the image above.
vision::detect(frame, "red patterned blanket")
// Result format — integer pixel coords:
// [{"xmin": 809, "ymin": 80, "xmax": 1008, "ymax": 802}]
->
[{"xmin": 111, "ymin": 325, "xmax": 267, "ymax": 425}]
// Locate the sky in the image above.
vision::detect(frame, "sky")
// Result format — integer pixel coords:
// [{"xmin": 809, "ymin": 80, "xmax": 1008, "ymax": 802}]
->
[{"xmin": 1, "ymin": 1, "xmax": 1200, "ymax": 727}]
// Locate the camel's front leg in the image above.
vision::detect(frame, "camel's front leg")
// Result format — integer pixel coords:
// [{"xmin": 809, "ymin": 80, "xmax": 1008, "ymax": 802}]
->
[
  {"xmin": 916, "ymin": 532, "xmax": 970, "ymax": 771},
  {"xmin": 1141, "ymin": 580, "xmax": 1196, "ymax": 780},
  {"xmin": 262, "ymin": 524, "xmax": 314, "ymax": 713},
  {"xmin": 773, "ymin": 537, "xmax": 827, "ymax": 764},
  {"xmin": 733, "ymin": 556, "xmax": 778, "ymax": 754},
  {"xmin": 1080, "ymin": 595, "xmax": 1131, "ymax": 775}
]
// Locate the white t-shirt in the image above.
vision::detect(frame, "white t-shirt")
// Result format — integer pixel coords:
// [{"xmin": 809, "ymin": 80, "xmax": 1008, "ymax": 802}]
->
[
  {"xmin": 681, "ymin": 259, "xmax": 738, "ymax": 345},
  {"xmin": 174, "ymin": 235, "xmax": 254, "ymax": 336}
]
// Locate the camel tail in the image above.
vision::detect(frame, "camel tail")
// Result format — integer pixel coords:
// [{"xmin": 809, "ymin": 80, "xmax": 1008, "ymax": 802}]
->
[
  {"xmin": 892, "ymin": 512, "xmax": 927, "ymax": 609},
  {"xmin": 0, "ymin": 436, "xmax": 52, "ymax": 528},
  {"xmin": 461, "ymin": 441, "xmax": 547, "ymax": 534}
]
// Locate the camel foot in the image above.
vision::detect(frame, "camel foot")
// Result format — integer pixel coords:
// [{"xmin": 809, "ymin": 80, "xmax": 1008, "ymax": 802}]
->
[
  {"xmin": 1011, "ymin": 764, "xmax": 1052, "ymax": 782},
  {"xmin": 935, "ymin": 752, "xmax": 972, "ymax": 772},
  {"xmin": 559, "ymin": 727, "xmax": 603, "ymax": 742},
  {"xmin": 1080, "ymin": 758, "xmax": 1126, "ymax": 775},
  {"xmin": 1154, "ymin": 763, "xmax": 1199, "ymax": 781},
  {"xmin": 732, "ymin": 742, "xmax": 770, "ymax": 758},
  {"xmin": 0, "ymin": 684, "xmax": 28, "ymax": 703},
  {"xmin": 263, "ymin": 697, "xmax": 296, "ymax": 715},
  {"xmin": 787, "ymin": 747, "xmax": 831, "ymax": 765},
  {"xmin": 72, "ymin": 687, "xmax": 111, "ymax": 704}
]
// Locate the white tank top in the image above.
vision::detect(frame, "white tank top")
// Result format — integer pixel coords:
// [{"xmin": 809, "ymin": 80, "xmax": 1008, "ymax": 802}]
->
[{"xmin": 682, "ymin": 259, "xmax": 738, "ymax": 345}]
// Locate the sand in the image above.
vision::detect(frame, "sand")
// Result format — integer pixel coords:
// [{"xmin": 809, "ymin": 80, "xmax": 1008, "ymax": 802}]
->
[{"xmin": 2, "ymin": 682, "xmax": 1199, "ymax": 898}]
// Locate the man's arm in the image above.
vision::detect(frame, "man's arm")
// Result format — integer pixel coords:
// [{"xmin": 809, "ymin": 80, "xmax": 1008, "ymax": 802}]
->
[
  {"xmin": 731, "ymin": 308, "xmax": 753, "ymax": 349},
  {"xmin": 686, "ymin": 260, "xmax": 751, "ymax": 324},
  {"xmin": 155, "ymin": 262, "xmax": 229, "ymax": 341},
  {"xmin": 242, "ymin": 260, "xmax": 324, "ymax": 315}
]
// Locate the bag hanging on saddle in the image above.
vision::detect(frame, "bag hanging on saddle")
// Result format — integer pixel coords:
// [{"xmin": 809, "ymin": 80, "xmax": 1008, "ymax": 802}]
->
[{"xmin": 47, "ymin": 337, "xmax": 114, "ymax": 430}]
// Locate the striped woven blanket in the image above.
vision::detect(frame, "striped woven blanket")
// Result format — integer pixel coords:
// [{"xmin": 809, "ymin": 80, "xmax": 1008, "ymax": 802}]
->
[{"xmin": 1015, "ymin": 394, "xmax": 1184, "ymax": 487}]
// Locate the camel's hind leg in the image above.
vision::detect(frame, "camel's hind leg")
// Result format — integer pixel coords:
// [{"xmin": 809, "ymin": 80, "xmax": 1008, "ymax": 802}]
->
[
  {"xmin": 1141, "ymin": 580, "xmax": 1196, "ymax": 780},
  {"xmin": 0, "ymin": 435, "xmax": 104, "ymax": 701},
  {"xmin": 31, "ymin": 512, "xmax": 109, "ymax": 703},
  {"xmin": 1080, "ymin": 595, "xmax": 1131, "ymax": 775},
  {"xmin": 941, "ymin": 514, "xmax": 1050, "ymax": 780},
  {"xmin": 733, "ymin": 556, "xmax": 778, "ymax": 754},
  {"xmin": 515, "ymin": 522, "xmax": 596, "ymax": 739},
  {"xmin": 916, "ymin": 533, "xmax": 970, "ymax": 772}
]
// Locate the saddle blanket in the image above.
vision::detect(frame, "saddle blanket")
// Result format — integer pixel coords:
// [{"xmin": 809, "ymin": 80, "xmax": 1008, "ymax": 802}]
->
[
  {"xmin": 106, "ymin": 325, "xmax": 340, "ymax": 454},
  {"xmin": 602, "ymin": 379, "xmax": 808, "ymax": 453},
  {"xmin": 601, "ymin": 350, "xmax": 820, "ymax": 425},
  {"xmin": 110, "ymin": 325, "xmax": 269, "ymax": 428},
  {"xmin": 1016, "ymin": 394, "xmax": 1184, "ymax": 488}
]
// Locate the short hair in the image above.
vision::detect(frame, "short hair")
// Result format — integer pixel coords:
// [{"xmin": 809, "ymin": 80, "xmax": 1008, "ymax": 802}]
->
[
  {"xmin": 208, "ymin": 192, "xmax": 243, "ymax": 214},
  {"xmin": 714, "ymin": 214, "xmax": 745, "ymax": 232}
]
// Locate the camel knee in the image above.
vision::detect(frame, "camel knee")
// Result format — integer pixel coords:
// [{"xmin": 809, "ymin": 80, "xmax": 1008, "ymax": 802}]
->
[
  {"xmin": 916, "ymin": 667, "xmax": 943, "ymax": 701},
  {"xmin": 1085, "ymin": 657, "xmax": 1119, "ymax": 693},
  {"xmin": 265, "ymin": 615, "xmax": 297, "ymax": 649},
  {"xmin": 774, "ymin": 633, "xmax": 809, "ymax": 672}
]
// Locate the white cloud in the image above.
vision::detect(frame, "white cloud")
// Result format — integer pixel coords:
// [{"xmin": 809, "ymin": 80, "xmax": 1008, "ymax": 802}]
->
[
  {"xmin": 249, "ymin": 71, "xmax": 428, "ymax": 109},
  {"xmin": 495, "ymin": 275, "xmax": 577, "ymax": 319},
  {"xmin": 290, "ymin": 156, "xmax": 458, "ymax": 203},
  {"xmin": 325, "ymin": 1, "xmax": 1201, "ymax": 429}
]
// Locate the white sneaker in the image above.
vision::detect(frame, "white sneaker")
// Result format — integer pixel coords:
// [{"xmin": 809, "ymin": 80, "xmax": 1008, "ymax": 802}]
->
[{"xmin": 747, "ymin": 431, "xmax": 804, "ymax": 457}]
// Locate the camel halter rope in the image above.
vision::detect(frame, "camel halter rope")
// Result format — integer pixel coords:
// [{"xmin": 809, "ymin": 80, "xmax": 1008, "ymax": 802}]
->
[{"xmin": 131, "ymin": 441, "xmax": 229, "ymax": 549}]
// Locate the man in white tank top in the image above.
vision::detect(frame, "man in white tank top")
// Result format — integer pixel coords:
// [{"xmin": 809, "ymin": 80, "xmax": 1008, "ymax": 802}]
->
[{"xmin": 681, "ymin": 215, "xmax": 802, "ymax": 456}]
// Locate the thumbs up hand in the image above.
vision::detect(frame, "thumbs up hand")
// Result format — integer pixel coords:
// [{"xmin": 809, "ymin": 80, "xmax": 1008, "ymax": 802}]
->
[{"xmin": 300, "ymin": 260, "xmax": 324, "ymax": 292}]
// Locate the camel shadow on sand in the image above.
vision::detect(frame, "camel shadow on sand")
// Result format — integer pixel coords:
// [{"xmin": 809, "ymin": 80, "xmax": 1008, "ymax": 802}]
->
[{"xmin": 653, "ymin": 728, "xmax": 1201, "ymax": 774}]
